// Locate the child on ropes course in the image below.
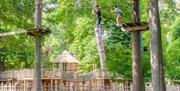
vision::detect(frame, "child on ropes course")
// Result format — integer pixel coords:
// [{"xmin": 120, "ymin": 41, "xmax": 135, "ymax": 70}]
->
[
  {"xmin": 92, "ymin": 5, "xmax": 102, "ymax": 25},
  {"xmin": 111, "ymin": 5, "xmax": 123, "ymax": 26}
]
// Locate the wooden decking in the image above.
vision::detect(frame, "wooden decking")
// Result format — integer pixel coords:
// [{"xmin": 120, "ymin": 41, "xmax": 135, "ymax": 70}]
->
[
  {"xmin": 27, "ymin": 28, "xmax": 51, "ymax": 36},
  {"xmin": 122, "ymin": 22, "xmax": 149, "ymax": 32}
]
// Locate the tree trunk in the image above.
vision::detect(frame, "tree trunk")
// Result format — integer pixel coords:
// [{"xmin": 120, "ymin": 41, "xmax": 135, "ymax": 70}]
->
[
  {"xmin": 0, "ymin": 62, "xmax": 4, "ymax": 72},
  {"xmin": 92, "ymin": 0, "xmax": 109, "ymax": 87},
  {"xmin": 132, "ymin": 0, "xmax": 145, "ymax": 91},
  {"xmin": 95, "ymin": 22, "xmax": 110, "ymax": 89},
  {"xmin": 148, "ymin": 0, "xmax": 166, "ymax": 91},
  {"xmin": 34, "ymin": 0, "xmax": 43, "ymax": 91},
  {"xmin": 95, "ymin": 24, "xmax": 106, "ymax": 70},
  {"xmin": 92, "ymin": 0, "xmax": 105, "ymax": 71},
  {"xmin": 0, "ymin": 56, "xmax": 5, "ymax": 72}
]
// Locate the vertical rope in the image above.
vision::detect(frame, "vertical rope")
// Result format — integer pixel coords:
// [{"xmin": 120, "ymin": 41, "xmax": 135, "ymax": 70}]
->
[{"xmin": 92, "ymin": 0, "xmax": 96, "ymax": 10}]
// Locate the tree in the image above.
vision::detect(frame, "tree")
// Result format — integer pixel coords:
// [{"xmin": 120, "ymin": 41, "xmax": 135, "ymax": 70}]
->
[{"xmin": 148, "ymin": 0, "xmax": 166, "ymax": 91}]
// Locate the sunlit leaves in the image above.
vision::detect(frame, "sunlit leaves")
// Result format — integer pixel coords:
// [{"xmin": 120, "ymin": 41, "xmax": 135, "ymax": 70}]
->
[
  {"xmin": 166, "ymin": 17, "xmax": 180, "ymax": 80},
  {"xmin": 0, "ymin": 0, "xmax": 34, "ymax": 28}
]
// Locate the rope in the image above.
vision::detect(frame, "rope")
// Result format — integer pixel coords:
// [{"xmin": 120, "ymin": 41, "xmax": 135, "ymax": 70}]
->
[{"xmin": 92, "ymin": 0, "xmax": 96, "ymax": 10}]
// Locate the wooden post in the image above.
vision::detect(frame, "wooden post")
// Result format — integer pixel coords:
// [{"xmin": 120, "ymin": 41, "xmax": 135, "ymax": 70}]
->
[
  {"xmin": 131, "ymin": 0, "xmax": 145, "ymax": 91},
  {"xmin": 51, "ymin": 78, "xmax": 53, "ymax": 91},
  {"xmin": 0, "ymin": 56, "xmax": 5, "ymax": 72},
  {"xmin": 34, "ymin": 0, "xmax": 43, "ymax": 91},
  {"xmin": 149, "ymin": 0, "xmax": 166, "ymax": 91},
  {"xmin": 55, "ymin": 80, "xmax": 57, "ymax": 91},
  {"xmin": 82, "ymin": 81, "xmax": 85, "ymax": 91},
  {"xmin": 67, "ymin": 63, "xmax": 68, "ymax": 72},
  {"xmin": 94, "ymin": 79, "xmax": 97, "ymax": 90},
  {"xmin": 59, "ymin": 80, "xmax": 62, "ymax": 91},
  {"xmin": 89, "ymin": 80, "xmax": 92, "ymax": 91},
  {"xmin": 68, "ymin": 82, "xmax": 70, "ymax": 91},
  {"xmin": 74, "ymin": 81, "xmax": 77, "ymax": 91},
  {"xmin": 24, "ymin": 80, "xmax": 26, "ymax": 91}
]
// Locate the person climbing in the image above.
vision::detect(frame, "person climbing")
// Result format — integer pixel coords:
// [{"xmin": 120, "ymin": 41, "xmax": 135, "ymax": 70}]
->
[
  {"xmin": 111, "ymin": 5, "xmax": 123, "ymax": 26},
  {"xmin": 92, "ymin": 5, "xmax": 102, "ymax": 25}
]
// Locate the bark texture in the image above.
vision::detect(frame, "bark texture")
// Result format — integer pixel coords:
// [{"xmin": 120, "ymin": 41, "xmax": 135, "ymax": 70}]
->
[
  {"xmin": 148, "ymin": 0, "xmax": 166, "ymax": 91},
  {"xmin": 95, "ymin": 24, "xmax": 106, "ymax": 70}
]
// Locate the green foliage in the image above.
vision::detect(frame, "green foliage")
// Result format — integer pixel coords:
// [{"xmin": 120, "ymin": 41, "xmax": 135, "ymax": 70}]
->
[
  {"xmin": 171, "ymin": 17, "xmax": 180, "ymax": 40},
  {"xmin": 166, "ymin": 38, "xmax": 180, "ymax": 80},
  {"xmin": 166, "ymin": 17, "xmax": 180, "ymax": 80},
  {"xmin": 0, "ymin": 32, "xmax": 34, "ymax": 69},
  {"xmin": 0, "ymin": 0, "xmax": 34, "ymax": 28},
  {"xmin": 104, "ymin": 27, "xmax": 131, "ymax": 80},
  {"xmin": 142, "ymin": 51, "xmax": 151, "ymax": 81},
  {"xmin": 0, "ymin": 0, "xmax": 35, "ymax": 69}
]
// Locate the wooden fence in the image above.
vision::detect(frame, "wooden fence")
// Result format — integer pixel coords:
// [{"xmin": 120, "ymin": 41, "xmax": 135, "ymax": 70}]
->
[
  {"xmin": 0, "ymin": 69, "xmax": 34, "ymax": 80},
  {"xmin": 0, "ymin": 69, "xmax": 99, "ymax": 81},
  {"xmin": 0, "ymin": 83, "xmax": 180, "ymax": 91},
  {"xmin": 0, "ymin": 69, "xmax": 180, "ymax": 91}
]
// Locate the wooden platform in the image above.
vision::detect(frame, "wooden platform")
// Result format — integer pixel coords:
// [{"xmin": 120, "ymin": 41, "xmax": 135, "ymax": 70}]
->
[
  {"xmin": 122, "ymin": 22, "xmax": 149, "ymax": 32},
  {"xmin": 27, "ymin": 28, "xmax": 51, "ymax": 36}
]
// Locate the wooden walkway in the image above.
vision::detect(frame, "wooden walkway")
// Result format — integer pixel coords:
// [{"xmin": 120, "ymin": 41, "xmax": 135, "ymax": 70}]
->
[{"xmin": 122, "ymin": 22, "xmax": 149, "ymax": 32}]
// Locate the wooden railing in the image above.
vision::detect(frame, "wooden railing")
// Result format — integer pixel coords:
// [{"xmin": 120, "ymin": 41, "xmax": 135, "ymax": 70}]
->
[
  {"xmin": 0, "ymin": 69, "xmax": 34, "ymax": 80},
  {"xmin": 0, "ymin": 69, "xmax": 102, "ymax": 81}
]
